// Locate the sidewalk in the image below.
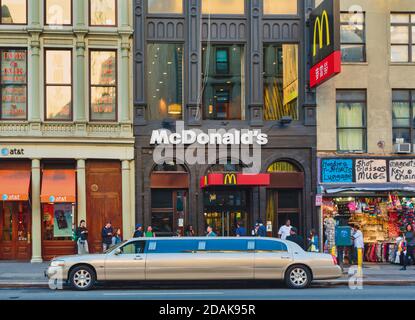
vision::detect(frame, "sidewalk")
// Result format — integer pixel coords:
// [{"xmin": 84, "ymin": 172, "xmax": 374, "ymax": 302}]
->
[{"xmin": 1, "ymin": 261, "xmax": 415, "ymax": 288}]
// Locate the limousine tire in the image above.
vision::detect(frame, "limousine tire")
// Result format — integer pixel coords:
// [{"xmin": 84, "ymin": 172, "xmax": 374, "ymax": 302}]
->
[
  {"xmin": 285, "ymin": 265, "xmax": 312, "ymax": 289},
  {"xmin": 69, "ymin": 265, "xmax": 96, "ymax": 291}
]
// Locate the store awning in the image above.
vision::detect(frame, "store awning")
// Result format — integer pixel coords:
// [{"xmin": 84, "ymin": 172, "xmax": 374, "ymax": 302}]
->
[
  {"xmin": 321, "ymin": 183, "xmax": 415, "ymax": 194},
  {"xmin": 200, "ymin": 173, "xmax": 270, "ymax": 188},
  {"xmin": 41, "ymin": 169, "xmax": 76, "ymax": 203},
  {"xmin": 0, "ymin": 169, "xmax": 31, "ymax": 201}
]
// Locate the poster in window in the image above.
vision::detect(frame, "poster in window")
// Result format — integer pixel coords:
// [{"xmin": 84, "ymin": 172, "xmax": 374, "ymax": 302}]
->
[
  {"xmin": 282, "ymin": 44, "xmax": 298, "ymax": 106},
  {"xmin": 1, "ymin": 50, "xmax": 26, "ymax": 84},
  {"xmin": 1, "ymin": 85, "xmax": 26, "ymax": 119},
  {"xmin": 53, "ymin": 203, "xmax": 73, "ymax": 237}
]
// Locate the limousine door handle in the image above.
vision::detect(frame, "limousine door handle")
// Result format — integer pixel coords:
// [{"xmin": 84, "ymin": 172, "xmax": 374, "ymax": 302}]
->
[
  {"xmin": 134, "ymin": 256, "xmax": 144, "ymax": 261},
  {"xmin": 281, "ymin": 256, "xmax": 291, "ymax": 259}
]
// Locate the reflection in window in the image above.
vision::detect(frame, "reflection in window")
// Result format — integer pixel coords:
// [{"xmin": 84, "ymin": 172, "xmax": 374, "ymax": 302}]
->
[
  {"xmin": 45, "ymin": 50, "xmax": 72, "ymax": 120},
  {"xmin": 0, "ymin": 49, "xmax": 27, "ymax": 120},
  {"xmin": 148, "ymin": 0, "xmax": 183, "ymax": 14},
  {"xmin": 390, "ymin": 13, "xmax": 414, "ymax": 62},
  {"xmin": 147, "ymin": 43, "xmax": 183, "ymax": 120},
  {"xmin": 90, "ymin": 0, "xmax": 116, "ymax": 26},
  {"xmin": 45, "ymin": 0, "xmax": 72, "ymax": 25},
  {"xmin": 202, "ymin": 45, "xmax": 244, "ymax": 120},
  {"xmin": 90, "ymin": 50, "xmax": 117, "ymax": 121},
  {"xmin": 263, "ymin": 0, "xmax": 297, "ymax": 15},
  {"xmin": 1, "ymin": 0, "xmax": 26, "ymax": 24},
  {"xmin": 202, "ymin": 0, "xmax": 244, "ymax": 14},
  {"xmin": 263, "ymin": 44, "xmax": 298, "ymax": 121},
  {"xmin": 340, "ymin": 12, "xmax": 366, "ymax": 62}
]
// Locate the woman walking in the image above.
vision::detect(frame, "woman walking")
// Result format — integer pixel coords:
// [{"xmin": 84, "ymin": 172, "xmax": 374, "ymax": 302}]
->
[{"xmin": 307, "ymin": 229, "xmax": 319, "ymax": 252}]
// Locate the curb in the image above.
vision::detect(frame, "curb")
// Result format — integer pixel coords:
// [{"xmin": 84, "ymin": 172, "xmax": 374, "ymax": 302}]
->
[
  {"xmin": 0, "ymin": 282, "xmax": 49, "ymax": 289},
  {"xmin": 313, "ymin": 279, "xmax": 415, "ymax": 287}
]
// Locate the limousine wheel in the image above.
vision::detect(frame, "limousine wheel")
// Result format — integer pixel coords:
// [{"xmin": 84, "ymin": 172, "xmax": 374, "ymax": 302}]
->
[
  {"xmin": 285, "ymin": 265, "xmax": 311, "ymax": 289},
  {"xmin": 69, "ymin": 265, "xmax": 96, "ymax": 291}
]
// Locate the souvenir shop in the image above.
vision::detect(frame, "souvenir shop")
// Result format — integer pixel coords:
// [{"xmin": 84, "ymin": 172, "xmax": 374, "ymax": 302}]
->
[{"xmin": 322, "ymin": 194, "xmax": 415, "ymax": 264}]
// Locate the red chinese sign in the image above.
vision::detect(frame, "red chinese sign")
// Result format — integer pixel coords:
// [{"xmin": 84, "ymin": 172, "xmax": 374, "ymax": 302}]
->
[{"xmin": 309, "ymin": 50, "xmax": 341, "ymax": 88}]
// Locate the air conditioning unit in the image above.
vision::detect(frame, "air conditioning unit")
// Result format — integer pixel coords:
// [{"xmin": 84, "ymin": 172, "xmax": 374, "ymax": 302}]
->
[{"xmin": 394, "ymin": 143, "xmax": 411, "ymax": 154}]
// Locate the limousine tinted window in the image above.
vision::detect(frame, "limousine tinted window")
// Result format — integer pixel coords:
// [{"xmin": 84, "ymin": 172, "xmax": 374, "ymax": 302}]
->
[
  {"xmin": 147, "ymin": 240, "xmax": 198, "ymax": 253},
  {"xmin": 256, "ymin": 240, "xmax": 288, "ymax": 252},
  {"xmin": 204, "ymin": 239, "xmax": 249, "ymax": 251},
  {"xmin": 120, "ymin": 241, "xmax": 146, "ymax": 254}
]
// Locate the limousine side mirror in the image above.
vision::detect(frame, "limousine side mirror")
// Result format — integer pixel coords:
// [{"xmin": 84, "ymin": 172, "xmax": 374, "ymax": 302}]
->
[{"xmin": 114, "ymin": 248, "xmax": 122, "ymax": 255}]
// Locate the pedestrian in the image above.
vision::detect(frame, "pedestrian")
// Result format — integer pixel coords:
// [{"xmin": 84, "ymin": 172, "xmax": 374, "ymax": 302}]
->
[
  {"xmin": 101, "ymin": 221, "xmax": 113, "ymax": 252},
  {"xmin": 307, "ymin": 229, "xmax": 319, "ymax": 252},
  {"xmin": 278, "ymin": 219, "xmax": 292, "ymax": 240},
  {"xmin": 235, "ymin": 222, "xmax": 247, "ymax": 237},
  {"xmin": 75, "ymin": 220, "xmax": 89, "ymax": 255},
  {"xmin": 112, "ymin": 228, "xmax": 122, "ymax": 246},
  {"xmin": 401, "ymin": 224, "xmax": 415, "ymax": 271},
  {"xmin": 206, "ymin": 225, "xmax": 217, "ymax": 237},
  {"xmin": 351, "ymin": 224, "xmax": 364, "ymax": 265},
  {"xmin": 254, "ymin": 219, "xmax": 267, "ymax": 237},
  {"xmin": 133, "ymin": 224, "xmax": 144, "ymax": 238},
  {"xmin": 145, "ymin": 226, "xmax": 156, "ymax": 237},
  {"xmin": 184, "ymin": 225, "xmax": 195, "ymax": 237},
  {"xmin": 286, "ymin": 227, "xmax": 305, "ymax": 250}
]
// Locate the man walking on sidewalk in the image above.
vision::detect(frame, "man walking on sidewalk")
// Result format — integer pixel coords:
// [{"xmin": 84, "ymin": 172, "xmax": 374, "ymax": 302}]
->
[{"xmin": 351, "ymin": 225, "xmax": 364, "ymax": 266}]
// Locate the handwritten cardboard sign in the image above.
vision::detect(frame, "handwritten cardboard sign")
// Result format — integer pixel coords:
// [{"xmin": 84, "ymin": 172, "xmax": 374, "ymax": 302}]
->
[
  {"xmin": 389, "ymin": 159, "xmax": 415, "ymax": 183},
  {"xmin": 321, "ymin": 159, "xmax": 353, "ymax": 183},
  {"xmin": 355, "ymin": 159, "xmax": 387, "ymax": 183}
]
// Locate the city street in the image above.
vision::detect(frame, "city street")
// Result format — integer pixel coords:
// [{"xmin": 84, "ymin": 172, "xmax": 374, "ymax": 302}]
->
[{"xmin": 0, "ymin": 285, "xmax": 415, "ymax": 300}]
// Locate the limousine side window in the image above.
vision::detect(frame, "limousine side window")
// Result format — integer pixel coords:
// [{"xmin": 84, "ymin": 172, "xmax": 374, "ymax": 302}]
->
[
  {"xmin": 204, "ymin": 239, "xmax": 249, "ymax": 252},
  {"xmin": 120, "ymin": 241, "xmax": 146, "ymax": 254},
  {"xmin": 147, "ymin": 240, "xmax": 198, "ymax": 253},
  {"xmin": 255, "ymin": 240, "xmax": 288, "ymax": 252}
]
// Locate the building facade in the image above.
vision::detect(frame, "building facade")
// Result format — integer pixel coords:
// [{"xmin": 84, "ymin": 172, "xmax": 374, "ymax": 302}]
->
[
  {"xmin": 317, "ymin": 0, "xmax": 415, "ymax": 260},
  {"xmin": 133, "ymin": 0, "xmax": 318, "ymax": 238},
  {"xmin": 0, "ymin": 0, "xmax": 135, "ymax": 262}
]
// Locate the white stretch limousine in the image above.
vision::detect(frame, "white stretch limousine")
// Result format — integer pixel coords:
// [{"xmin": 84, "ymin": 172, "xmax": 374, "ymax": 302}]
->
[{"xmin": 46, "ymin": 237, "xmax": 342, "ymax": 290}]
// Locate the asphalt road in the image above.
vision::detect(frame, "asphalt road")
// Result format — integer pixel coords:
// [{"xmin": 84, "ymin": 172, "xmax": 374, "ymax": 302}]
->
[{"xmin": 0, "ymin": 285, "xmax": 414, "ymax": 300}]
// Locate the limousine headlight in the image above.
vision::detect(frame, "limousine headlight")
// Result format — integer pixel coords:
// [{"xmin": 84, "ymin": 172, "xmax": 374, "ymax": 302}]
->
[{"xmin": 50, "ymin": 260, "xmax": 65, "ymax": 267}]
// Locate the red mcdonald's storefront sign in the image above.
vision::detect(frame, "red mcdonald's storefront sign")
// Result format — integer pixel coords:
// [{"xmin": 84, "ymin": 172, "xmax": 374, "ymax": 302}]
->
[{"xmin": 200, "ymin": 173, "xmax": 270, "ymax": 188}]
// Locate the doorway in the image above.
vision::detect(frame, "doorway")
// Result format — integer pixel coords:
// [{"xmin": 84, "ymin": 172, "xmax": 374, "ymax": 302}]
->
[
  {"xmin": 203, "ymin": 189, "xmax": 249, "ymax": 236},
  {"xmin": 0, "ymin": 202, "xmax": 31, "ymax": 260}
]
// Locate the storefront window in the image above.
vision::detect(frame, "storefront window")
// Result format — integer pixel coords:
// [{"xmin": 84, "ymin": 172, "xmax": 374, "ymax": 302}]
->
[
  {"xmin": 0, "ymin": 0, "xmax": 26, "ymax": 24},
  {"xmin": 148, "ymin": 0, "xmax": 183, "ymax": 14},
  {"xmin": 90, "ymin": 50, "xmax": 117, "ymax": 121},
  {"xmin": 89, "ymin": 0, "xmax": 117, "ymax": 26},
  {"xmin": 202, "ymin": 0, "xmax": 244, "ymax": 15},
  {"xmin": 45, "ymin": 49, "xmax": 72, "ymax": 121},
  {"xmin": 336, "ymin": 90, "xmax": 367, "ymax": 153},
  {"xmin": 340, "ymin": 12, "xmax": 366, "ymax": 62},
  {"xmin": 45, "ymin": 0, "xmax": 72, "ymax": 25},
  {"xmin": 263, "ymin": 44, "xmax": 298, "ymax": 121},
  {"xmin": 202, "ymin": 45, "xmax": 244, "ymax": 120},
  {"xmin": 0, "ymin": 49, "xmax": 27, "ymax": 120},
  {"xmin": 267, "ymin": 161, "xmax": 300, "ymax": 173},
  {"xmin": 147, "ymin": 43, "xmax": 183, "ymax": 120},
  {"xmin": 392, "ymin": 90, "xmax": 415, "ymax": 144},
  {"xmin": 263, "ymin": 0, "xmax": 297, "ymax": 15},
  {"xmin": 42, "ymin": 203, "xmax": 75, "ymax": 241}
]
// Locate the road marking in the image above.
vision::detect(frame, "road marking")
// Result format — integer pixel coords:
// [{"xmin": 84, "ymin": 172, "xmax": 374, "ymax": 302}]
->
[{"xmin": 103, "ymin": 291, "xmax": 225, "ymax": 296}]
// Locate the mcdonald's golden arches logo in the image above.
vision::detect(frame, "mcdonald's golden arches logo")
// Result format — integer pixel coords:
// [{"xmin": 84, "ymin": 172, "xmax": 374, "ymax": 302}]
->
[
  {"xmin": 223, "ymin": 173, "xmax": 237, "ymax": 185},
  {"xmin": 313, "ymin": 10, "xmax": 330, "ymax": 57}
]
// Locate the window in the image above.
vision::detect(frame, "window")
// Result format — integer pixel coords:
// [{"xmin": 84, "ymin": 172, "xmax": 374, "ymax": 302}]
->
[
  {"xmin": 148, "ymin": 0, "xmax": 183, "ymax": 14},
  {"xmin": 45, "ymin": 49, "xmax": 72, "ymax": 121},
  {"xmin": 340, "ymin": 12, "xmax": 366, "ymax": 62},
  {"xmin": 89, "ymin": 0, "xmax": 117, "ymax": 26},
  {"xmin": 263, "ymin": 0, "xmax": 297, "ymax": 15},
  {"xmin": 205, "ymin": 239, "xmax": 249, "ymax": 251},
  {"xmin": 336, "ymin": 90, "xmax": 367, "ymax": 152},
  {"xmin": 392, "ymin": 90, "xmax": 415, "ymax": 144},
  {"xmin": 263, "ymin": 44, "xmax": 298, "ymax": 121},
  {"xmin": 202, "ymin": 0, "xmax": 244, "ymax": 15},
  {"xmin": 147, "ymin": 43, "xmax": 183, "ymax": 120},
  {"xmin": 90, "ymin": 50, "xmax": 117, "ymax": 121},
  {"xmin": 42, "ymin": 203, "xmax": 75, "ymax": 241},
  {"xmin": 390, "ymin": 13, "xmax": 415, "ymax": 62},
  {"xmin": 267, "ymin": 161, "xmax": 301, "ymax": 173},
  {"xmin": 45, "ymin": 0, "xmax": 72, "ymax": 25},
  {"xmin": 120, "ymin": 241, "xmax": 145, "ymax": 254},
  {"xmin": 0, "ymin": 49, "xmax": 27, "ymax": 120},
  {"xmin": 202, "ymin": 45, "xmax": 244, "ymax": 120},
  {"xmin": 0, "ymin": 0, "xmax": 26, "ymax": 24},
  {"xmin": 256, "ymin": 240, "xmax": 288, "ymax": 252},
  {"xmin": 147, "ymin": 240, "xmax": 197, "ymax": 253}
]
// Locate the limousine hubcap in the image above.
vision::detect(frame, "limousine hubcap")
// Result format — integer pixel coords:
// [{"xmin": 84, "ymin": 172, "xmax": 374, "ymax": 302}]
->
[
  {"xmin": 74, "ymin": 270, "xmax": 91, "ymax": 288},
  {"xmin": 290, "ymin": 268, "xmax": 307, "ymax": 286}
]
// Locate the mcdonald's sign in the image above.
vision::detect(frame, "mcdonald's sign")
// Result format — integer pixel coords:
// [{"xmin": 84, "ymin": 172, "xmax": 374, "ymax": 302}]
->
[
  {"xmin": 223, "ymin": 173, "xmax": 237, "ymax": 185},
  {"xmin": 309, "ymin": 0, "xmax": 341, "ymax": 88}
]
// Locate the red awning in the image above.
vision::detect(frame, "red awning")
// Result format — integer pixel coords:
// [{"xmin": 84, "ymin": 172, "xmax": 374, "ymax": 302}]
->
[
  {"xmin": 41, "ymin": 169, "xmax": 76, "ymax": 203},
  {"xmin": 200, "ymin": 173, "xmax": 270, "ymax": 188},
  {"xmin": 0, "ymin": 169, "xmax": 31, "ymax": 201}
]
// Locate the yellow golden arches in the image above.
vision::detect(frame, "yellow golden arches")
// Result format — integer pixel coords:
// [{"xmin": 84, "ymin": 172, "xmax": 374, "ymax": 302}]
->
[{"xmin": 313, "ymin": 10, "xmax": 331, "ymax": 57}]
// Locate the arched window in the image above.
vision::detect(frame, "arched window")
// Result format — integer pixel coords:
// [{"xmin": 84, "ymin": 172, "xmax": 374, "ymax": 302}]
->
[{"xmin": 267, "ymin": 161, "xmax": 301, "ymax": 173}]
